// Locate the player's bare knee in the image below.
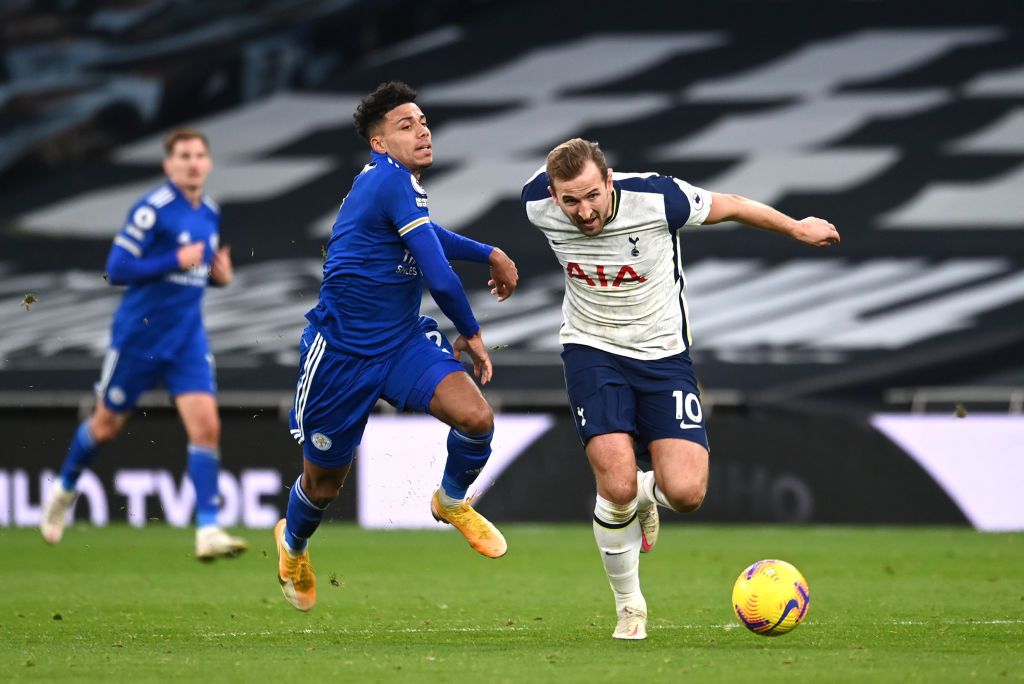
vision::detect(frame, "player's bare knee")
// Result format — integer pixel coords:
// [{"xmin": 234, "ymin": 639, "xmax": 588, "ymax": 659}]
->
[
  {"xmin": 90, "ymin": 420, "xmax": 120, "ymax": 443},
  {"xmin": 603, "ymin": 477, "xmax": 639, "ymax": 506},
  {"xmin": 89, "ymin": 413, "xmax": 124, "ymax": 443},
  {"xmin": 665, "ymin": 481, "xmax": 706, "ymax": 512},
  {"xmin": 305, "ymin": 472, "xmax": 345, "ymax": 508},
  {"xmin": 455, "ymin": 402, "xmax": 493, "ymax": 435},
  {"xmin": 189, "ymin": 416, "xmax": 220, "ymax": 446}
]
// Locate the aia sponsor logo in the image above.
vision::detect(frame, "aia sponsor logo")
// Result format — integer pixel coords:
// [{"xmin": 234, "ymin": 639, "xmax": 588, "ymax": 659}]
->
[{"xmin": 566, "ymin": 262, "xmax": 646, "ymax": 287}]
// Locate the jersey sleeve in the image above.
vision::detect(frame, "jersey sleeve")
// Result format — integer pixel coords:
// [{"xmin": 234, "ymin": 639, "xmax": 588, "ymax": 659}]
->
[
  {"xmin": 404, "ymin": 228, "xmax": 480, "ymax": 338},
  {"xmin": 380, "ymin": 171, "xmax": 432, "ymax": 240},
  {"xmin": 433, "ymin": 222, "xmax": 493, "ymax": 263},
  {"xmin": 105, "ymin": 201, "xmax": 180, "ymax": 284},
  {"xmin": 642, "ymin": 175, "xmax": 712, "ymax": 231}
]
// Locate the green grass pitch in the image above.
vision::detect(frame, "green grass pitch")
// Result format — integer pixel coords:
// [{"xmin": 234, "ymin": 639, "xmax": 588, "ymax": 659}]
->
[{"xmin": 3, "ymin": 524, "xmax": 1022, "ymax": 682}]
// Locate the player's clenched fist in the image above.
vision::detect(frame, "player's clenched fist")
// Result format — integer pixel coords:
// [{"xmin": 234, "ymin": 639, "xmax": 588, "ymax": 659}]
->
[{"xmin": 177, "ymin": 241, "xmax": 206, "ymax": 269}]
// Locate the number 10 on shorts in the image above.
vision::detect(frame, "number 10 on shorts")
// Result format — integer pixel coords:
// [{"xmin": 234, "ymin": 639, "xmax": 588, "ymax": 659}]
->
[{"xmin": 673, "ymin": 390, "xmax": 703, "ymax": 429}]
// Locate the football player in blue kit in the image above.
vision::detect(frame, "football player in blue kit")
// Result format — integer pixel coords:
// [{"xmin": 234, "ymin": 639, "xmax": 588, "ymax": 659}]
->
[
  {"xmin": 274, "ymin": 82, "xmax": 519, "ymax": 612},
  {"xmin": 40, "ymin": 129, "xmax": 248, "ymax": 561},
  {"xmin": 523, "ymin": 138, "xmax": 840, "ymax": 639}
]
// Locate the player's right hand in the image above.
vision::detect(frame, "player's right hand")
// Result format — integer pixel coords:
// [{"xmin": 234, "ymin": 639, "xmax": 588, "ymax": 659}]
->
[
  {"xmin": 795, "ymin": 217, "xmax": 840, "ymax": 247},
  {"xmin": 177, "ymin": 241, "xmax": 206, "ymax": 269},
  {"xmin": 487, "ymin": 247, "xmax": 519, "ymax": 302},
  {"xmin": 453, "ymin": 332, "xmax": 493, "ymax": 384}
]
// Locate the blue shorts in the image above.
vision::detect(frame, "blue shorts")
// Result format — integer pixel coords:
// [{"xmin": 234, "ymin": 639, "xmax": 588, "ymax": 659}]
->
[
  {"xmin": 561, "ymin": 344, "xmax": 709, "ymax": 451},
  {"xmin": 95, "ymin": 344, "xmax": 216, "ymax": 412},
  {"xmin": 288, "ymin": 316, "xmax": 465, "ymax": 468}
]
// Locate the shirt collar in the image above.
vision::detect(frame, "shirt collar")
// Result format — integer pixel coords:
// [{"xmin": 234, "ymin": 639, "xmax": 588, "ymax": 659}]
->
[
  {"xmin": 606, "ymin": 179, "xmax": 621, "ymax": 226},
  {"xmin": 371, "ymin": 150, "xmax": 406, "ymax": 171}
]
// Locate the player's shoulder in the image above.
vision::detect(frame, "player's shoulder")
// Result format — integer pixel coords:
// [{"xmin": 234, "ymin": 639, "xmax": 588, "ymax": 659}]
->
[
  {"xmin": 521, "ymin": 165, "xmax": 551, "ymax": 204},
  {"xmin": 613, "ymin": 170, "xmax": 686, "ymax": 196},
  {"xmin": 369, "ymin": 157, "xmax": 428, "ymax": 199},
  {"xmin": 201, "ymin": 195, "xmax": 220, "ymax": 215},
  {"xmin": 140, "ymin": 183, "xmax": 177, "ymax": 210},
  {"xmin": 125, "ymin": 183, "xmax": 175, "ymax": 229}
]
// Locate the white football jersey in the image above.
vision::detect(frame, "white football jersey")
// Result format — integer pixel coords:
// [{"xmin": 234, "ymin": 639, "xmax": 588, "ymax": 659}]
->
[{"xmin": 522, "ymin": 167, "xmax": 711, "ymax": 360}]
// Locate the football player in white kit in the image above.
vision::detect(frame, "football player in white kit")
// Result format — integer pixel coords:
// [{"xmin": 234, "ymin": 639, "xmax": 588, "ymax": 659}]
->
[{"xmin": 522, "ymin": 138, "xmax": 840, "ymax": 640}]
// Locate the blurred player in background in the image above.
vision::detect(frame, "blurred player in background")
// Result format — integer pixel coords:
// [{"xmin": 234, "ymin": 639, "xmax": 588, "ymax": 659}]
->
[
  {"xmin": 275, "ymin": 81, "xmax": 519, "ymax": 612},
  {"xmin": 41, "ymin": 129, "xmax": 247, "ymax": 561},
  {"xmin": 522, "ymin": 138, "xmax": 840, "ymax": 639}
]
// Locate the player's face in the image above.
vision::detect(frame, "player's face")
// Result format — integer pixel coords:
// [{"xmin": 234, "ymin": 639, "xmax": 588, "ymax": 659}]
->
[
  {"xmin": 549, "ymin": 161, "xmax": 614, "ymax": 236},
  {"xmin": 163, "ymin": 138, "xmax": 212, "ymax": 193},
  {"xmin": 372, "ymin": 102, "xmax": 433, "ymax": 176}
]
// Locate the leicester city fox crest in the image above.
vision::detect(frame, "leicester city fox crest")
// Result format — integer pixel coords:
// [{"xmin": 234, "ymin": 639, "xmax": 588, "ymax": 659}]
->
[
  {"xmin": 411, "ymin": 175, "xmax": 428, "ymax": 208},
  {"xmin": 310, "ymin": 432, "xmax": 332, "ymax": 451}
]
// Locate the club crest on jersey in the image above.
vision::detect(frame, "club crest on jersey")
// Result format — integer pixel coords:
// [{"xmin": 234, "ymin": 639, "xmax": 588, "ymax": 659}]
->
[
  {"xmin": 410, "ymin": 175, "xmax": 427, "ymax": 196},
  {"xmin": 107, "ymin": 386, "xmax": 126, "ymax": 406},
  {"xmin": 566, "ymin": 262, "xmax": 647, "ymax": 287},
  {"xmin": 629, "ymin": 236, "xmax": 640, "ymax": 257},
  {"xmin": 310, "ymin": 432, "xmax": 332, "ymax": 451},
  {"xmin": 133, "ymin": 206, "xmax": 156, "ymax": 230}
]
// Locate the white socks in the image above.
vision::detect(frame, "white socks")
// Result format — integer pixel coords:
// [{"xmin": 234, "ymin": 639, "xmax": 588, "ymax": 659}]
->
[
  {"xmin": 637, "ymin": 470, "xmax": 673, "ymax": 511},
  {"xmin": 593, "ymin": 494, "xmax": 646, "ymax": 614}
]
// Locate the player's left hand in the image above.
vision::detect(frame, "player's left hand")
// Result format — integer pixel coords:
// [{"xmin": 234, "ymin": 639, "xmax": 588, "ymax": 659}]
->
[
  {"xmin": 453, "ymin": 331, "xmax": 493, "ymax": 384},
  {"xmin": 487, "ymin": 247, "xmax": 518, "ymax": 302},
  {"xmin": 794, "ymin": 217, "xmax": 840, "ymax": 247},
  {"xmin": 211, "ymin": 245, "xmax": 233, "ymax": 285}
]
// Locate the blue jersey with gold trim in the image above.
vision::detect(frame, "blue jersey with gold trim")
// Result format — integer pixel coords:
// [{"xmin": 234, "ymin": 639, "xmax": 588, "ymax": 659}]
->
[
  {"xmin": 309, "ymin": 151, "xmax": 470, "ymax": 356},
  {"xmin": 107, "ymin": 181, "xmax": 219, "ymax": 360}
]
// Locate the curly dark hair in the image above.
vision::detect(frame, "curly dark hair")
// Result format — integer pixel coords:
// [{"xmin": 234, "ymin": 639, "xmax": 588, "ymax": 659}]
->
[{"xmin": 353, "ymin": 81, "xmax": 418, "ymax": 142}]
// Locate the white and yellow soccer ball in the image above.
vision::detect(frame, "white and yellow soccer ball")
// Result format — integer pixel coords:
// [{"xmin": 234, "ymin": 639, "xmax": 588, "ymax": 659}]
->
[{"xmin": 732, "ymin": 559, "xmax": 810, "ymax": 636}]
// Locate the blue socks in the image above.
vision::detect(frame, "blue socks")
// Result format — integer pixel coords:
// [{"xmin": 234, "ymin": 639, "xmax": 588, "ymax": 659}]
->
[
  {"xmin": 60, "ymin": 420, "xmax": 99, "ymax": 491},
  {"xmin": 441, "ymin": 428, "xmax": 493, "ymax": 500},
  {"xmin": 187, "ymin": 444, "xmax": 221, "ymax": 527},
  {"xmin": 285, "ymin": 475, "xmax": 326, "ymax": 552}
]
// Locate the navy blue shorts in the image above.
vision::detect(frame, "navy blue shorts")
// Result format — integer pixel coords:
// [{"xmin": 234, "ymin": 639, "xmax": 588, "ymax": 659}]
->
[
  {"xmin": 561, "ymin": 344, "xmax": 709, "ymax": 451},
  {"xmin": 95, "ymin": 344, "xmax": 216, "ymax": 412},
  {"xmin": 288, "ymin": 316, "xmax": 465, "ymax": 468}
]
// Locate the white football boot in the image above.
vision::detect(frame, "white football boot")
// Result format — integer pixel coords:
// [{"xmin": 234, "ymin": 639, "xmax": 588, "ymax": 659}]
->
[
  {"xmin": 613, "ymin": 605, "xmax": 648, "ymax": 640},
  {"xmin": 195, "ymin": 526, "xmax": 249, "ymax": 561},
  {"xmin": 637, "ymin": 470, "xmax": 659, "ymax": 553},
  {"xmin": 40, "ymin": 482, "xmax": 78, "ymax": 544}
]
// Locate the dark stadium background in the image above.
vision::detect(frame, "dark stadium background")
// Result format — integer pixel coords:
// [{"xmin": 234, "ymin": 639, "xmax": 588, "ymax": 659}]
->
[{"xmin": 1, "ymin": 0, "xmax": 1021, "ymax": 530}]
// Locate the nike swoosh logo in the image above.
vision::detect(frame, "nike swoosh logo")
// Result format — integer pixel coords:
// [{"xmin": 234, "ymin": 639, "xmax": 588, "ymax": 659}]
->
[
  {"xmin": 679, "ymin": 423, "xmax": 702, "ymax": 430},
  {"xmin": 604, "ymin": 550, "xmax": 629, "ymax": 556}
]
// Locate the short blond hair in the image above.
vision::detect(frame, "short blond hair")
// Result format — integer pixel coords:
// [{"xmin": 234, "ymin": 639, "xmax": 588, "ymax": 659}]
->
[
  {"xmin": 163, "ymin": 128, "xmax": 209, "ymax": 157},
  {"xmin": 545, "ymin": 138, "xmax": 608, "ymax": 183}
]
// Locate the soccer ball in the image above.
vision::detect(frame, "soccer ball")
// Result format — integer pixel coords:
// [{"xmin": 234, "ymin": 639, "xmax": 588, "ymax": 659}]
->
[{"xmin": 732, "ymin": 559, "xmax": 810, "ymax": 636}]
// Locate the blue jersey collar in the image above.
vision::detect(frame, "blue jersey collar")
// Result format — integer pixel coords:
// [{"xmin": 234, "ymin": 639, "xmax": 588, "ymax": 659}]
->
[
  {"xmin": 371, "ymin": 150, "xmax": 408, "ymax": 172},
  {"xmin": 165, "ymin": 179, "xmax": 210, "ymax": 210}
]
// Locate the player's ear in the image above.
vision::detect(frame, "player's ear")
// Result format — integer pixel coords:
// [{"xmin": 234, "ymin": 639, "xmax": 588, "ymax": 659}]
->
[
  {"xmin": 606, "ymin": 167, "xmax": 613, "ymax": 190},
  {"xmin": 547, "ymin": 185, "xmax": 558, "ymax": 204},
  {"xmin": 370, "ymin": 135, "xmax": 387, "ymax": 154},
  {"xmin": 162, "ymin": 158, "xmax": 172, "ymax": 176}
]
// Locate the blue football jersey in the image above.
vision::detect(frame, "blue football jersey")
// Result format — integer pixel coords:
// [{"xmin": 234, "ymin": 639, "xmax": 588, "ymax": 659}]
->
[
  {"xmin": 308, "ymin": 151, "xmax": 452, "ymax": 356},
  {"xmin": 108, "ymin": 181, "xmax": 220, "ymax": 359}
]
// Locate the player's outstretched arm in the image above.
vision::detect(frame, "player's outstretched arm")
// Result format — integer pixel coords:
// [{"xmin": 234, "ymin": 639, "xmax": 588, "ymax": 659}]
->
[
  {"xmin": 705, "ymin": 192, "xmax": 840, "ymax": 247},
  {"xmin": 487, "ymin": 247, "xmax": 518, "ymax": 302},
  {"xmin": 453, "ymin": 332, "xmax": 493, "ymax": 384},
  {"xmin": 432, "ymin": 224, "xmax": 518, "ymax": 301}
]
